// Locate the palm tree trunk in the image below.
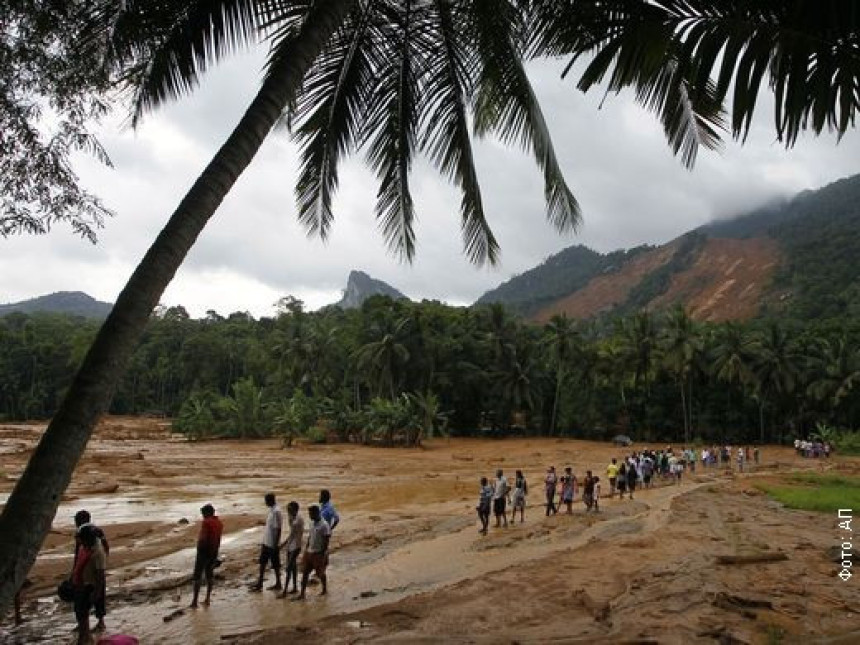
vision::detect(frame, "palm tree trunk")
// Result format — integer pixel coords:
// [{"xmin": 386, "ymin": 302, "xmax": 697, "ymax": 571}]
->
[
  {"xmin": 759, "ymin": 399, "xmax": 765, "ymax": 444},
  {"xmin": 0, "ymin": 0, "xmax": 356, "ymax": 613},
  {"xmin": 550, "ymin": 366, "xmax": 563, "ymax": 436}
]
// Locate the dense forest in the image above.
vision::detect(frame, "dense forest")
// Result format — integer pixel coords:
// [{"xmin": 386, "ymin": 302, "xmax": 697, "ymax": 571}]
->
[{"xmin": 2, "ymin": 297, "xmax": 858, "ymax": 449}]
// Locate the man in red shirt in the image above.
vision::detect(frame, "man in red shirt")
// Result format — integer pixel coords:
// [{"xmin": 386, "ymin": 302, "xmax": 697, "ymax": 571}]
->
[{"xmin": 191, "ymin": 504, "xmax": 224, "ymax": 608}]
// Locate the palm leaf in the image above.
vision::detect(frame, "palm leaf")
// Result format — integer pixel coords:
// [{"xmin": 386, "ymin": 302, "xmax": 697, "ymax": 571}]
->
[
  {"xmin": 291, "ymin": 1, "xmax": 381, "ymax": 240},
  {"xmin": 470, "ymin": 0, "xmax": 580, "ymax": 234},
  {"xmin": 420, "ymin": 0, "xmax": 499, "ymax": 265},
  {"xmin": 103, "ymin": 0, "xmax": 263, "ymax": 126},
  {"xmin": 363, "ymin": 0, "xmax": 428, "ymax": 262}
]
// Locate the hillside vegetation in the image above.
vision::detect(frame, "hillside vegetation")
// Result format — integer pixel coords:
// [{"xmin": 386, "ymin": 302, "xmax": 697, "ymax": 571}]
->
[{"xmin": 477, "ymin": 174, "xmax": 860, "ymax": 323}]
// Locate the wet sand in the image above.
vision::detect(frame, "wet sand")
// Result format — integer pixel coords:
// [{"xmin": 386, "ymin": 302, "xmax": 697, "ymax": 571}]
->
[{"xmin": 1, "ymin": 417, "xmax": 858, "ymax": 644}]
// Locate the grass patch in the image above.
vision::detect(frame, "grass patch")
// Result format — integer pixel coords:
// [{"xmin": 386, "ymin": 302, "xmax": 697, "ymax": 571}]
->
[{"xmin": 756, "ymin": 472, "xmax": 860, "ymax": 513}]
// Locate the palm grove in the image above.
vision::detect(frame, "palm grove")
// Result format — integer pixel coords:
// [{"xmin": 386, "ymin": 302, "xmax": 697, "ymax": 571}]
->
[
  {"xmin": 1, "ymin": 0, "xmax": 859, "ymax": 614},
  {"xmin": 3, "ymin": 299, "xmax": 859, "ymax": 447}
]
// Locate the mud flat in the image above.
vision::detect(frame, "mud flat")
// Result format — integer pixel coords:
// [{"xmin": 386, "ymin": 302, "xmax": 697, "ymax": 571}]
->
[{"xmin": 1, "ymin": 417, "xmax": 857, "ymax": 644}]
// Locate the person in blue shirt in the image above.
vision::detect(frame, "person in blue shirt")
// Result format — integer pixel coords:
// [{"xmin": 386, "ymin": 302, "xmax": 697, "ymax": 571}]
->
[{"xmin": 319, "ymin": 489, "xmax": 340, "ymax": 531}]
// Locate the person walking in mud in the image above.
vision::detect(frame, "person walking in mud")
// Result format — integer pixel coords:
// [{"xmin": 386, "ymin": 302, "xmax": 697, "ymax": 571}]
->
[
  {"xmin": 560, "ymin": 466, "xmax": 575, "ymax": 514},
  {"xmin": 616, "ymin": 462, "xmax": 628, "ymax": 499},
  {"xmin": 72, "ymin": 525, "xmax": 106, "ymax": 645},
  {"xmin": 510, "ymin": 470, "xmax": 528, "ymax": 524},
  {"xmin": 477, "ymin": 476, "xmax": 493, "ymax": 533},
  {"xmin": 606, "ymin": 458, "xmax": 619, "ymax": 499},
  {"xmin": 582, "ymin": 470, "xmax": 595, "ymax": 512},
  {"xmin": 280, "ymin": 501, "xmax": 304, "ymax": 596},
  {"xmin": 626, "ymin": 459, "xmax": 638, "ymax": 500},
  {"xmin": 295, "ymin": 505, "xmax": 331, "ymax": 600},
  {"xmin": 545, "ymin": 466, "xmax": 558, "ymax": 516},
  {"xmin": 493, "ymin": 469, "xmax": 509, "ymax": 528},
  {"xmin": 252, "ymin": 493, "xmax": 283, "ymax": 592},
  {"xmin": 73, "ymin": 510, "xmax": 109, "ymax": 631},
  {"xmin": 319, "ymin": 489, "xmax": 340, "ymax": 531},
  {"xmin": 477, "ymin": 476, "xmax": 493, "ymax": 534},
  {"xmin": 190, "ymin": 504, "xmax": 223, "ymax": 608},
  {"xmin": 592, "ymin": 477, "xmax": 602, "ymax": 512}
]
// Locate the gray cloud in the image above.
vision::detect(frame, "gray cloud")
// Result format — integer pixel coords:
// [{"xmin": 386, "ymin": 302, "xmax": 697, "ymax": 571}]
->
[{"xmin": 3, "ymin": 52, "xmax": 859, "ymax": 316}]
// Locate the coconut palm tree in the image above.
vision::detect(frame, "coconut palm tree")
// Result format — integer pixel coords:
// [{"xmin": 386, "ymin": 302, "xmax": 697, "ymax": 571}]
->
[
  {"xmin": 709, "ymin": 321, "xmax": 755, "ymax": 433},
  {"xmin": 0, "ymin": 0, "xmax": 582, "ymax": 606},
  {"xmin": 3, "ymin": 0, "xmax": 860, "ymax": 611},
  {"xmin": 542, "ymin": 314, "xmax": 580, "ymax": 435},
  {"xmin": 750, "ymin": 321, "xmax": 802, "ymax": 443},
  {"xmin": 661, "ymin": 306, "xmax": 701, "ymax": 443}
]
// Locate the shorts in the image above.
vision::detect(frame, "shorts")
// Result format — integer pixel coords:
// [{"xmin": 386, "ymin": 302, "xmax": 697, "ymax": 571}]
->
[
  {"xmin": 562, "ymin": 491, "xmax": 573, "ymax": 503},
  {"xmin": 302, "ymin": 551, "xmax": 328, "ymax": 577},
  {"xmin": 259, "ymin": 545, "xmax": 281, "ymax": 571},
  {"xmin": 583, "ymin": 492, "xmax": 593, "ymax": 506},
  {"xmin": 627, "ymin": 479, "xmax": 636, "ymax": 491},
  {"xmin": 193, "ymin": 548, "xmax": 218, "ymax": 582},
  {"xmin": 617, "ymin": 480, "xmax": 627, "ymax": 492},
  {"xmin": 493, "ymin": 497, "xmax": 506, "ymax": 515},
  {"xmin": 643, "ymin": 475, "xmax": 651, "ymax": 484},
  {"xmin": 608, "ymin": 477, "xmax": 617, "ymax": 489},
  {"xmin": 512, "ymin": 492, "xmax": 525, "ymax": 509},
  {"xmin": 477, "ymin": 501, "xmax": 491, "ymax": 515}
]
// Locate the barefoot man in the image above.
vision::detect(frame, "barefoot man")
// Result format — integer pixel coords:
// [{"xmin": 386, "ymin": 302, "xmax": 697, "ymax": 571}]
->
[
  {"xmin": 296, "ymin": 505, "xmax": 331, "ymax": 600},
  {"xmin": 191, "ymin": 504, "xmax": 223, "ymax": 608}
]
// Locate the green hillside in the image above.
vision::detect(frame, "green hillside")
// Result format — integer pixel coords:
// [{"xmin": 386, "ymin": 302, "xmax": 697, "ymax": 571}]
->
[{"xmin": 0, "ymin": 291, "xmax": 112, "ymax": 319}]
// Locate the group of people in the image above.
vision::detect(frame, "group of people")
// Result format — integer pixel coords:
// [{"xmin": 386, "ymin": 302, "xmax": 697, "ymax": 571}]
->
[
  {"xmin": 794, "ymin": 438, "xmax": 831, "ymax": 458},
  {"xmin": 474, "ymin": 443, "xmax": 767, "ymax": 533},
  {"xmin": 243, "ymin": 489, "xmax": 339, "ymax": 601},
  {"xmin": 700, "ymin": 445, "xmax": 760, "ymax": 471},
  {"xmin": 476, "ymin": 466, "xmax": 605, "ymax": 533},
  {"xmin": 63, "ymin": 489, "xmax": 340, "ymax": 644}
]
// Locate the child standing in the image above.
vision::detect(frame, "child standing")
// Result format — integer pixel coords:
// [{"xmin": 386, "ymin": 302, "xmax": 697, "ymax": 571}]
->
[{"xmin": 592, "ymin": 477, "xmax": 601, "ymax": 512}]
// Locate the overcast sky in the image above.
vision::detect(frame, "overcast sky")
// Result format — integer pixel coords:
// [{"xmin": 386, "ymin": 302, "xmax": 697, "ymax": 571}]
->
[{"xmin": 3, "ymin": 49, "xmax": 859, "ymax": 317}]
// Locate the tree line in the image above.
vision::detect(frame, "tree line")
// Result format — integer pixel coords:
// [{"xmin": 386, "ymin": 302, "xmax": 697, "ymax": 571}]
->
[{"xmin": 2, "ymin": 297, "xmax": 858, "ymax": 447}]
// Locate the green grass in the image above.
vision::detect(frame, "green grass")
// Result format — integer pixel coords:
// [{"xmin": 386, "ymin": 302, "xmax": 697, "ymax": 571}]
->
[{"xmin": 756, "ymin": 472, "xmax": 860, "ymax": 513}]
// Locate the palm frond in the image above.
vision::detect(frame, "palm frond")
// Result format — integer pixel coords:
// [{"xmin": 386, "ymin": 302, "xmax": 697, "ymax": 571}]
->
[
  {"xmin": 566, "ymin": 0, "xmax": 860, "ymax": 150},
  {"xmin": 291, "ymin": 1, "xmax": 380, "ymax": 240},
  {"xmin": 420, "ymin": 0, "xmax": 499, "ymax": 265},
  {"xmin": 101, "ymin": 0, "xmax": 262, "ymax": 126},
  {"xmin": 470, "ymin": 0, "xmax": 580, "ymax": 234},
  {"xmin": 363, "ymin": 0, "xmax": 428, "ymax": 262}
]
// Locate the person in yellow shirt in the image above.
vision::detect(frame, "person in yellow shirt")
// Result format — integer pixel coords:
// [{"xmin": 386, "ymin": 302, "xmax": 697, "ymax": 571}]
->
[{"xmin": 606, "ymin": 458, "xmax": 619, "ymax": 499}]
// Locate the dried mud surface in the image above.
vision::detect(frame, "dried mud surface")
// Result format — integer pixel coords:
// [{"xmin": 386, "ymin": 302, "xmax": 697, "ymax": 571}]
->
[{"xmin": 1, "ymin": 417, "xmax": 858, "ymax": 644}]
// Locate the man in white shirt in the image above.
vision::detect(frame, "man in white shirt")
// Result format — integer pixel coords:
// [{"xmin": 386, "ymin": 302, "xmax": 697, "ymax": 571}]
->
[
  {"xmin": 493, "ymin": 469, "xmax": 509, "ymax": 528},
  {"xmin": 251, "ymin": 492, "xmax": 283, "ymax": 592},
  {"xmin": 296, "ymin": 505, "xmax": 331, "ymax": 600}
]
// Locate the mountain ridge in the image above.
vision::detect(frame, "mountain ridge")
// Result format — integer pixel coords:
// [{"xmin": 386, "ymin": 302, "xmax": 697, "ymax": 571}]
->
[
  {"xmin": 0, "ymin": 291, "xmax": 112, "ymax": 319},
  {"xmin": 476, "ymin": 173, "xmax": 860, "ymax": 322}
]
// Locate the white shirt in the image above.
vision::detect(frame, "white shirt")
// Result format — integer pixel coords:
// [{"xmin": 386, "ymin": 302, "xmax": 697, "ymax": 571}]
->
[
  {"xmin": 263, "ymin": 504, "xmax": 284, "ymax": 548},
  {"xmin": 286, "ymin": 514, "xmax": 305, "ymax": 552},
  {"xmin": 306, "ymin": 518, "xmax": 331, "ymax": 553},
  {"xmin": 493, "ymin": 476, "xmax": 508, "ymax": 500}
]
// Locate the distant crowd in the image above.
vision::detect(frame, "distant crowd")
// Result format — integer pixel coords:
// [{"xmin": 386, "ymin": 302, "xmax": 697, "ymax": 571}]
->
[
  {"xmin": 474, "ymin": 445, "xmax": 763, "ymax": 532},
  {"xmin": 794, "ymin": 438, "xmax": 832, "ymax": 458}
]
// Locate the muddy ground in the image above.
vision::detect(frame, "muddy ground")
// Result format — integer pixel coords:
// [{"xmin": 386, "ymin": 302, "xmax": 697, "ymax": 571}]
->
[{"xmin": 1, "ymin": 417, "xmax": 858, "ymax": 644}]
